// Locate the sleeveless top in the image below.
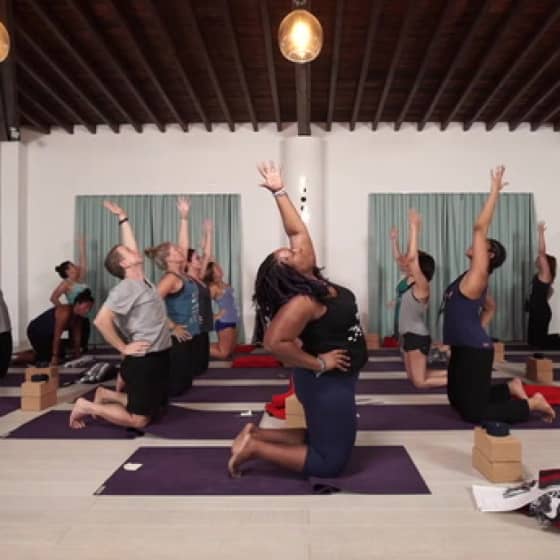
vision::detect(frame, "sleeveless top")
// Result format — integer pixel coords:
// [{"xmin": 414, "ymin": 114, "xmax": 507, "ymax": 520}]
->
[
  {"xmin": 215, "ymin": 285, "xmax": 239, "ymax": 324},
  {"xmin": 442, "ymin": 273, "xmax": 492, "ymax": 349},
  {"xmin": 164, "ymin": 274, "xmax": 201, "ymax": 337},
  {"xmin": 65, "ymin": 282, "xmax": 89, "ymax": 304},
  {"xmin": 299, "ymin": 284, "xmax": 367, "ymax": 374},
  {"xmin": 394, "ymin": 277, "xmax": 411, "ymax": 336},
  {"xmin": 398, "ymin": 286, "xmax": 429, "ymax": 337},
  {"xmin": 196, "ymin": 281, "xmax": 213, "ymax": 333},
  {"xmin": 527, "ymin": 275, "xmax": 552, "ymax": 314}
]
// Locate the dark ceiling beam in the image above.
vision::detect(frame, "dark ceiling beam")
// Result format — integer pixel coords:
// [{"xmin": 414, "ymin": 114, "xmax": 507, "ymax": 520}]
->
[
  {"xmin": 145, "ymin": 0, "xmax": 211, "ymax": 131},
  {"xmin": 19, "ymin": 107, "xmax": 50, "ymax": 134},
  {"xmin": 223, "ymin": 0, "xmax": 257, "ymax": 131},
  {"xmin": 487, "ymin": 45, "xmax": 560, "ymax": 130},
  {"xmin": 0, "ymin": 0, "xmax": 18, "ymax": 141},
  {"xmin": 325, "ymin": 0, "xmax": 344, "ymax": 131},
  {"xmin": 260, "ymin": 0, "xmax": 281, "ymax": 131},
  {"xmin": 519, "ymin": 82, "xmax": 560, "ymax": 131},
  {"xmin": 464, "ymin": 4, "xmax": 560, "ymax": 130},
  {"xmin": 26, "ymin": 0, "xmax": 137, "ymax": 131},
  {"xmin": 395, "ymin": 1, "xmax": 453, "ymax": 131},
  {"xmin": 18, "ymin": 90, "xmax": 73, "ymax": 134},
  {"xmin": 350, "ymin": 0, "xmax": 384, "ymax": 131},
  {"xmin": 108, "ymin": 0, "xmax": 187, "ymax": 132},
  {"xmin": 18, "ymin": 57, "xmax": 96, "ymax": 133},
  {"xmin": 418, "ymin": 0, "xmax": 488, "ymax": 131},
  {"xmin": 443, "ymin": 0, "xmax": 523, "ymax": 131},
  {"xmin": 372, "ymin": 0, "xmax": 416, "ymax": 130},
  {"xmin": 66, "ymin": 0, "xmax": 161, "ymax": 132},
  {"xmin": 295, "ymin": 63, "xmax": 311, "ymax": 135},
  {"xmin": 17, "ymin": 26, "xmax": 117, "ymax": 132},
  {"xmin": 554, "ymin": 121, "xmax": 560, "ymax": 132},
  {"xmin": 183, "ymin": 1, "xmax": 234, "ymax": 131}
]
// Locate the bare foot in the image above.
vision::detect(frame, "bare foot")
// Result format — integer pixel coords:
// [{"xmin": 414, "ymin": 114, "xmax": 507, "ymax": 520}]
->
[
  {"xmin": 231, "ymin": 423, "xmax": 255, "ymax": 455},
  {"xmin": 529, "ymin": 393, "xmax": 556, "ymax": 423},
  {"xmin": 228, "ymin": 432, "xmax": 253, "ymax": 478},
  {"xmin": 508, "ymin": 378, "xmax": 529, "ymax": 400},
  {"xmin": 69, "ymin": 398, "xmax": 90, "ymax": 429}
]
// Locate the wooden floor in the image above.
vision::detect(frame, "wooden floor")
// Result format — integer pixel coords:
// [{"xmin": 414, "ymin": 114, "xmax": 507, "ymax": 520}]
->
[{"xmin": 0, "ymin": 357, "xmax": 558, "ymax": 559}]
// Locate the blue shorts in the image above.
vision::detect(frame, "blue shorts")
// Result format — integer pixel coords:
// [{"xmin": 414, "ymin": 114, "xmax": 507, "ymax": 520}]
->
[{"xmin": 215, "ymin": 320, "xmax": 237, "ymax": 332}]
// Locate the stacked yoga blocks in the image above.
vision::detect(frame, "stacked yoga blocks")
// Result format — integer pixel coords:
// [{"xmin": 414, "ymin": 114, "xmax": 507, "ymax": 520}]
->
[
  {"xmin": 526, "ymin": 357, "xmax": 553, "ymax": 384},
  {"xmin": 20, "ymin": 367, "xmax": 59, "ymax": 411},
  {"xmin": 472, "ymin": 427, "xmax": 522, "ymax": 483},
  {"xmin": 285, "ymin": 393, "xmax": 307, "ymax": 429}
]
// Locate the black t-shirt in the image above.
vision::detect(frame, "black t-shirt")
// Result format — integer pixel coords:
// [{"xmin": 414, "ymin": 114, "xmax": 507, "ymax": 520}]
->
[{"xmin": 528, "ymin": 275, "xmax": 551, "ymax": 311}]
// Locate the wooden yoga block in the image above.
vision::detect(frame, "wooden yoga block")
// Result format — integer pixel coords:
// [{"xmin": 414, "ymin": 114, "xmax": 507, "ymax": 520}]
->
[
  {"xmin": 20, "ymin": 380, "xmax": 58, "ymax": 411},
  {"xmin": 526, "ymin": 357, "xmax": 553, "ymax": 384},
  {"xmin": 285, "ymin": 393, "xmax": 307, "ymax": 429},
  {"xmin": 24, "ymin": 366, "xmax": 59, "ymax": 388},
  {"xmin": 472, "ymin": 427, "xmax": 522, "ymax": 483},
  {"xmin": 493, "ymin": 342, "xmax": 505, "ymax": 363},
  {"xmin": 472, "ymin": 447, "xmax": 522, "ymax": 484},
  {"xmin": 365, "ymin": 333, "xmax": 380, "ymax": 350}
]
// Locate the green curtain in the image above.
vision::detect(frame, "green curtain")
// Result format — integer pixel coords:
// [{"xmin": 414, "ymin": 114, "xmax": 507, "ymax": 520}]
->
[
  {"xmin": 75, "ymin": 194, "xmax": 243, "ymax": 344},
  {"xmin": 368, "ymin": 193, "xmax": 536, "ymax": 341}
]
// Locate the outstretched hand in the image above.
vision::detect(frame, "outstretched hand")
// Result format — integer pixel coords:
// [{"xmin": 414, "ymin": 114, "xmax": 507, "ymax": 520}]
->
[
  {"xmin": 177, "ymin": 196, "xmax": 190, "ymax": 219},
  {"xmin": 389, "ymin": 226, "xmax": 398, "ymax": 241},
  {"xmin": 490, "ymin": 165, "xmax": 508, "ymax": 192},
  {"xmin": 408, "ymin": 208, "xmax": 422, "ymax": 228},
  {"xmin": 257, "ymin": 161, "xmax": 284, "ymax": 192},
  {"xmin": 202, "ymin": 219, "xmax": 213, "ymax": 234},
  {"xmin": 103, "ymin": 200, "xmax": 127, "ymax": 219}
]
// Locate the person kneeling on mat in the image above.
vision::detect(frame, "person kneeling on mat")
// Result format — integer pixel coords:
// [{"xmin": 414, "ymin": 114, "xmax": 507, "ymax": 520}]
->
[{"xmin": 69, "ymin": 201, "xmax": 171, "ymax": 430}]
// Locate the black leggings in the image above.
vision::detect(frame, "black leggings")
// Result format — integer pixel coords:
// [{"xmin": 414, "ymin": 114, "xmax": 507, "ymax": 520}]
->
[
  {"xmin": 0, "ymin": 331, "xmax": 12, "ymax": 378},
  {"xmin": 447, "ymin": 345, "xmax": 529, "ymax": 424},
  {"xmin": 167, "ymin": 337, "xmax": 195, "ymax": 397},
  {"xmin": 191, "ymin": 332, "xmax": 210, "ymax": 376}
]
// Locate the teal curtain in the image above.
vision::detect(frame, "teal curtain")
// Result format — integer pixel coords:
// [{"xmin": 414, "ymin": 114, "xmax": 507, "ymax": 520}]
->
[
  {"xmin": 75, "ymin": 194, "xmax": 243, "ymax": 344},
  {"xmin": 368, "ymin": 193, "xmax": 536, "ymax": 341}
]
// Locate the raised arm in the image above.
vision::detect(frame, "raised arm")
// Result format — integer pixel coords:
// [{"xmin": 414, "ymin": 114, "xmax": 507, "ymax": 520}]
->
[
  {"xmin": 77, "ymin": 236, "xmax": 87, "ymax": 282},
  {"xmin": 199, "ymin": 219, "xmax": 213, "ymax": 277},
  {"xmin": 50, "ymin": 281, "xmax": 69, "ymax": 306},
  {"xmin": 257, "ymin": 161, "xmax": 316, "ymax": 270},
  {"xmin": 93, "ymin": 305, "xmax": 149, "ymax": 356},
  {"xmin": 406, "ymin": 209, "xmax": 430, "ymax": 301},
  {"xmin": 177, "ymin": 197, "xmax": 190, "ymax": 255},
  {"xmin": 390, "ymin": 226, "xmax": 405, "ymax": 265},
  {"xmin": 460, "ymin": 165, "xmax": 507, "ymax": 299},
  {"xmin": 537, "ymin": 221, "xmax": 552, "ymax": 283},
  {"xmin": 103, "ymin": 201, "xmax": 139, "ymax": 253}
]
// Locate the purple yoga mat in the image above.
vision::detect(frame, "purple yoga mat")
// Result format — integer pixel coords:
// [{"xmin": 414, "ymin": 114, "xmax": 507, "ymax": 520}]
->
[
  {"xmin": 96, "ymin": 445, "xmax": 430, "ymax": 496},
  {"xmin": 356, "ymin": 404, "xmax": 560, "ymax": 430},
  {"xmin": 362, "ymin": 361, "xmax": 405, "ymax": 372},
  {"xmin": 201, "ymin": 367, "xmax": 290, "ymax": 380},
  {"xmin": 505, "ymin": 344, "xmax": 560, "ymax": 353},
  {"xmin": 5, "ymin": 410, "xmax": 139, "ymax": 439},
  {"xmin": 0, "ymin": 397, "xmax": 19, "ymax": 418},
  {"xmin": 368, "ymin": 349, "xmax": 401, "ymax": 357},
  {"xmin": 0, "ymin": 373, "xmax": 84, "ymax": 387}
]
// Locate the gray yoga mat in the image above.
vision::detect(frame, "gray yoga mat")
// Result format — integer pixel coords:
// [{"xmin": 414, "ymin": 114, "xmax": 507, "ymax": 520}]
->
[{"xmin": 96, "ymin": 445, "xmax": 430, "ymax": 496}]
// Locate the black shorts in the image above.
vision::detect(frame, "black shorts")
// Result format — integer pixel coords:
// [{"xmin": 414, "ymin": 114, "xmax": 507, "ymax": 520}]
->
[
  {"xmin": 402, "ymin": 333, "xmax": 431, "ymax": 356},
  {"xmin": 121, "ymin": 349, "xmax": 170, "ymax": 417}
]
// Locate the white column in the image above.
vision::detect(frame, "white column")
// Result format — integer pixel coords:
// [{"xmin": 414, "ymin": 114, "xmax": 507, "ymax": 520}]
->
[
  {"xmin": 280, "ymin": 136, "xmax": 325, "ymax": 264},
  {"xmin": 0, "ymin": 142, "xmax": 26, "ymax": 347}
]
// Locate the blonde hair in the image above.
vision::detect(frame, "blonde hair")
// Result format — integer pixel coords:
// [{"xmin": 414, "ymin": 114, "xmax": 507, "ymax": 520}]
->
[{"xmin": 144, "ymin": 242, "xmax": 172, "ymax": 270}]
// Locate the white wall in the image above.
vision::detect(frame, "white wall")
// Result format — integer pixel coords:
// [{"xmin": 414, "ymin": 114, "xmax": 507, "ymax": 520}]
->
[{"xmin": 10, "ymin": 122, "xmax": 560, "ymax": 345}]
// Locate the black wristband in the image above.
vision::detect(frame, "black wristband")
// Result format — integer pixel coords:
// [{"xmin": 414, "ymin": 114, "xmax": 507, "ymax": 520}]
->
[{"xmin": 118, "ymin": 217, "xmax": 129, "ymax": 225}]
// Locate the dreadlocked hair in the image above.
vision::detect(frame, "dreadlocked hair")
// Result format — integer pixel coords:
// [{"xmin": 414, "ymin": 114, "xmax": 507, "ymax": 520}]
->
[
  {"xmin": 253, "ymin": 253, "xmax": 330, "ymax": 320},
  {"xmin": 488, "ymin": 238, "xmax": 507, "ymax": 273}
]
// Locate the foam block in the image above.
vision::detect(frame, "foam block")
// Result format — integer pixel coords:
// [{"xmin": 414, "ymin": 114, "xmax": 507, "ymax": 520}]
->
[
  {"xmin": 473, "ymin": 427, "xmax": 522, "ymax": 462},
  {"xmin": 21, "ymin": 391, "xmax": 57, "ymax": 411},
  {"xmin": 472, "ymin": 447, "xmax": 522, "ymax": 483},
  {"xmin": 526, "ymin": 357, "xmax": 554, "ymax": 384},
  {"xmin": 493, "ymin": 342, "xmax": 505, "ymax": 363},
  {"xmin": 285, "ymin": 393, "xmax": 306, "ymax": 429},
  {"xmin": 24, "ymin": 366, "xmax": 59, "ymax": 388}
]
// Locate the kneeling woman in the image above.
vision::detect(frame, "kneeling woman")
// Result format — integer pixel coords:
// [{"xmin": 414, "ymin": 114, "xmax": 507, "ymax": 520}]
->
[
  {"xmin": 443, "ymin": 166, "xmax": 554, "ymax": 424},
  {"xmin": 229, "ymin": 162, "xmax": 367, "ymax": 478}
]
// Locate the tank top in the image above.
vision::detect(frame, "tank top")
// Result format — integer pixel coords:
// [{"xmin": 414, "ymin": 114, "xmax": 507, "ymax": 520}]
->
[
  {"xmin": 299, "ymin": 284, "xmax": 367, "ymax": 373},
  {"xmin": 215, "ymin": 285, "xmax": 238, "ymax": 324},
  {"xmin": 164, "ymin": 273, "xmax": 201, "ymax": 336},
  {"xmin": 398, "ymin": 286, "xmax": 429, "ymax": 336},
  {"xmin": 442, "ymin": 273, "xmax": 492, "ymax": 349},
  {"xmin": 394, "ymin": 277, "xmax": 411, "ymax": 336},
  {"xmin": 196, "ymin": 281, "xmax": 213, "ymax": 333},
  {"xmin": 65, "ymin": 282, "xmax": 89, "ymax": 304}
]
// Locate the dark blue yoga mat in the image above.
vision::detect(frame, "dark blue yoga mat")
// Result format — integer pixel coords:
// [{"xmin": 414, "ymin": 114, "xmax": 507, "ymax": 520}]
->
[
  {"xmin": 201, "ymin": 367, "xmax": 290, "ymax": 380},
  {"xmin": 96, "ymin": 445, "xmax": 430, "ymax": 496},
  {"xmin": 0, "ymin": 397, "xmax": 19, "ymax": 418}
]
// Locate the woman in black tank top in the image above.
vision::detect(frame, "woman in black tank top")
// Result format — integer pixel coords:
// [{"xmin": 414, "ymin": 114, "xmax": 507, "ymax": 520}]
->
[{"xmin": 228, "ymin": 162, "xmax": 367, "ymax": 479}]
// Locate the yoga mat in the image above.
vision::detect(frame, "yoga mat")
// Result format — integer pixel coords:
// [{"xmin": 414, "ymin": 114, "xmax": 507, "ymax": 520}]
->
[
  {"xmin": 0, "ymin": 373, "xmax": 83, "ymax": 387},
  {"xmin": 505, "ymin": 344, "xmax": 560, "ymax": 354},
  {"xmin": 356, "ymin": 404, "xmax": 560, "ymax": 430},
  {"xmin": 4, "ymin": 410, "xmax": 139, "ymax": 439},
  {"xmin": 368, "ymin": 349, "xmax": 400, "ymax": 357},
  {"xmin": 96, "ymin": 445, "xmax": 430, "ymax": 496},
  {"xmin": 361, "ymin": 361, "xmax": 405, "ymax": 372},
  {"xmin": 0, "ymin": 397, "xmax": 19, "ymax": 418},
  {"xmin": 201, "ymin": 367, "xmax": 290, "ymax": 380}
]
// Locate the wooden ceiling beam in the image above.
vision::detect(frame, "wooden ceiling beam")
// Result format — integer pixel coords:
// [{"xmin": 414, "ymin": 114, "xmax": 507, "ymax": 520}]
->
[
  {"xmin": 418, "ymin": 0, "xmax": 488, "ymax": 131},
  {"xmin": 18, "ymin": 57, "xmax": 96, "ymax": 133},
  {"xmin": 350, "ymin": 0, "xmax": 384, "ymax": 131},
  {"xmin": 0, "ymin": 0, "xmax": 18, "ymax": 141},
  {"xmin": 326, "ymin": 0, "xmax": 344, "ymax": 131},
  {"xmin": 260, "ymin": 0, "xmax": 281, "ymax": 131},
  {"xmin": 465, "ymin": 4, "xmax": 560, "ymax": 130},
  {"xmin": 517, "ymin": 81, "xmax": 560, "ymax": 131},
  {"xmin": 443, "ymin": 0, "xmax": 523, "ymax": 131},
  {"xmin": 18, "ymin": 90, "xmax": 73, "ymax": 134},
  {"xmin": 145, "ymin": 0, "xmax": 211, "ymax": 131},
  {"xmin": 17, "ymin": 26, "xmax": 118, "ymax": 132},
  {"xmin": 372, "ymin": 0, "xmax": 416, "ymax": 130},
  {"xmin": 19, "ymin": 107, "xmax": 50, "ymax": 135},
  {"xmin": 223, "ymin": 0, "xmax": 257, "ymax": 131}
]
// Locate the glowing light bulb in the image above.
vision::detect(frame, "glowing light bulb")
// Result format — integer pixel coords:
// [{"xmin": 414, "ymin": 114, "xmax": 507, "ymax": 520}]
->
[
  {"xmin": 278, "ymin": 9, "xmax": 323, "ymax": 64},
  {"xmin": 0, "ymin": 22, "xmax": 10, "ymax": 63}
]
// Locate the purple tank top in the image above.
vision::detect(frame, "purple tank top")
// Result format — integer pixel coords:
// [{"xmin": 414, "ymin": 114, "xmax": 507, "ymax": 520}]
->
[{"xmin": 442, "ymin": 273, "xmax": 493, "ymax": 349}]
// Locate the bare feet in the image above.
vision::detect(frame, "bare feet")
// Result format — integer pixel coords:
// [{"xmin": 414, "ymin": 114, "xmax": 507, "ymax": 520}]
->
[
  {"xmin": 228, "ymin": 432, "xmax": 253, "ymax": 478},
  {"xmin": 69, "ymin": 398, "xmax": 91, "ymax": 429},
  {"xmin": 528, "ymin": 393, "xmax": 556, "ymax": 423},
  {"xmin": 508, "ymin": 378, "xmax": 529, "ymax": 400},
  {"xmin": 231, "ymin": 423, "xmax": 255, "ymax": 455}
]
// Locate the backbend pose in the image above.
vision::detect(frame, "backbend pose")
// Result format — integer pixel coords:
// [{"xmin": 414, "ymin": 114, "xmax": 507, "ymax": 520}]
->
[
  {"xmin": 0, "ymin": 290, "xmax": 12, "ymax": 379},
  {"xmin": 70, "ymin": 201, "xmax": 171, "ymax": 430},
  {"xmin": 145, "ymin": 197, "xmax": 197, "ymax": 397},
  {"xmin": 398, "ymin": 209, "xmax": 446, "ymax": 388},
  {"xmin": 228, "ymin": 161, "xmax": 367, "ymax": 478},
  {"xmin": 526, "ymin": 221, "xmax": 560, "ymax": 349},
  {"xmin": 204, "ymin": 261, "xmax": 239, "ymax": 359},
  {"xmin": 389, "ymin": 226, "xmax": 410, "ymax": 339},
  {"xmin": 442, "ymin": 166, "xmax": 555, "ymax": 424}
]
